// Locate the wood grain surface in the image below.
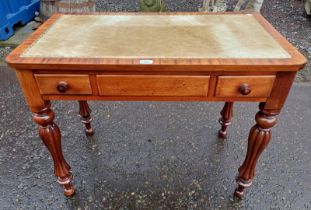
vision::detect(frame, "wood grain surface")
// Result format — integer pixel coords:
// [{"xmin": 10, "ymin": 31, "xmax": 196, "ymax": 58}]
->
[
  {"xmin": 215, "ymin": 75, "xmax": 276, "ymax": 98},
  {"xmin": 97, "ymin": 75, "xmax": 210, "ymax": 96},
  {"xmin": 35, "ymin": 74, "xmax": 92, "ymax": 95}
]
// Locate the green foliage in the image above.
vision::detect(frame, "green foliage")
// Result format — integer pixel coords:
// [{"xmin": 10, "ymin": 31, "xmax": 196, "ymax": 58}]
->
[{"xmin": 139, "ymin": 0, "xmax": 165, "ymax": 12}]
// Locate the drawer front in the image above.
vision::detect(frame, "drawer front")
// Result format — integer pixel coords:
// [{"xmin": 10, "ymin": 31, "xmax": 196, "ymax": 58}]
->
[
  {"xmin": 216, "ymin": 76, "xmax": 276, "ymax": 98},
  {"xmin": 35, "ymin": 74, "xmax": 92, "ymax": 95},
  {"xmin": 97, "ymin": 75, "xmax": 210, "ymax": 97}
]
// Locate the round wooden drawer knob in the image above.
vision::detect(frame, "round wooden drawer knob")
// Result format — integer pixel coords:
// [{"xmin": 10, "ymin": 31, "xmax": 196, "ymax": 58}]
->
[
  {"xmin": 239, "ymin": 83, "xmax": 251, "ymax": 95},
  {"xmin": 57, "ymin": 81, "xmax": 69, "ymax": 93}
]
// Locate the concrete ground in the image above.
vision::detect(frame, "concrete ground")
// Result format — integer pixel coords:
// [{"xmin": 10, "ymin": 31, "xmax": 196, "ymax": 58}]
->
[{"xmin": 0, "ymin": 65, "xmax": 310, "ymax": 209}]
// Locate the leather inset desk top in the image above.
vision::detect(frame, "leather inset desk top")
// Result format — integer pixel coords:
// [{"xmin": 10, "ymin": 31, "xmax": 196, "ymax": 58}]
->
[{"xmin": 21, "ymin": 14, "xmax": 291, "ymax": 59}]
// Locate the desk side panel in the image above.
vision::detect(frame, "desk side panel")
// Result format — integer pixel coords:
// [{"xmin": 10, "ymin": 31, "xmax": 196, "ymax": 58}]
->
[
  {"xmin": 264, "ymin": 71, "xmax": 297, "ymax": 111},
  {"xmin": 15, "ymin": 69, "xmax": 46, "ymax": 112}
]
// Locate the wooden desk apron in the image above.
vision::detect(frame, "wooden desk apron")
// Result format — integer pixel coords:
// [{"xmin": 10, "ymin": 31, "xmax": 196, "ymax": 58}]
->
[{"xmin": 6, "ymin": 12, "xmax": 307, "ymax": 198}]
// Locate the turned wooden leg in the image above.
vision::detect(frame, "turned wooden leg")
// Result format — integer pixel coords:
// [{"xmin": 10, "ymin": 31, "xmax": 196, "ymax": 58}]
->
[
  {"xmin": 234, "ymin": 103, "xmax": 278, "ymax": 198},
  {"xmin": 33, "ymin": 102, "xmax": 75, "ymax": 196},
  {"xmin": 78, "ymin": 100, "xmax": 94, "ymax": 136},
  {"xmin": 218, "ymin": 102, "xmax": 234, "ymax": 138}
]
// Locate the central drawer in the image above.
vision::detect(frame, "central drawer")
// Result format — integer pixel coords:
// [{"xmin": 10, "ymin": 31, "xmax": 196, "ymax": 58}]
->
[{"xmin": 97, "ymin": 75, "xmax": 210, "ymax": 97}]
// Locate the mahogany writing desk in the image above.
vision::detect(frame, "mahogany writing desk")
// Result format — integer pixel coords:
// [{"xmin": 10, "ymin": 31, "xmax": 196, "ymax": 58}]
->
[{"xmin": 6, "ymin": 12, "xmax": 307, "ymax": 198}]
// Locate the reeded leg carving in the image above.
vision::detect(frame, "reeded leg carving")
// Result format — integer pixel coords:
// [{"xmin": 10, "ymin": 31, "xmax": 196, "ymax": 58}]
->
[
  {"xmin": 218, "ymin": 102, "xmax": 234, "ymax": 138},
  {"xmin": 234, "ymin": 103, "xmax": 278, "ymax": 198},
  {"xmin": 33, "ymin": 102, "xmax": 75, "ymax": 196},
  {"xmin": 78, "ymin": 101, "xmax": 94, "ymax": 136}
]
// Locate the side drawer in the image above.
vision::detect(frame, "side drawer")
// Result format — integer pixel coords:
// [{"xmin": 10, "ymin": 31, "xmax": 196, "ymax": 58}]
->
[
  {"xmin": 97, "ymin": 75, "xmax": 210, "ymax": 97},
  {"xmin": 216, "ymin": 76, "xmax": 276, "ymax": 98},
  {"xmin": 35, "ymin": 74, "xmax": 92, "ymax": 95}
]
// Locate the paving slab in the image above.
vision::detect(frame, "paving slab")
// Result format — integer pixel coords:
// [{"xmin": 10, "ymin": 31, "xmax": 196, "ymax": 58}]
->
[{"xmin": 0, "ymin": 65, "xmax": 310, "ymax": 209}]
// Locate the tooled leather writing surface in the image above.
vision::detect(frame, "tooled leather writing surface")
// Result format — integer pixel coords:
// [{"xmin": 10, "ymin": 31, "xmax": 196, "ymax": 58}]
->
[{"xmin": 21, "ymin": 14, "xmax": 291, "ymax": 59}]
